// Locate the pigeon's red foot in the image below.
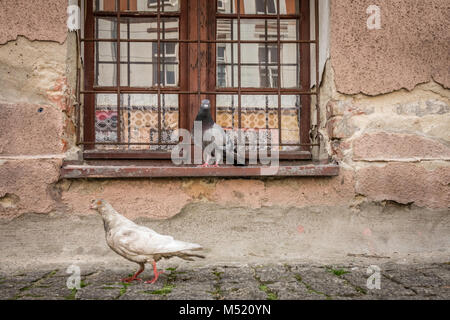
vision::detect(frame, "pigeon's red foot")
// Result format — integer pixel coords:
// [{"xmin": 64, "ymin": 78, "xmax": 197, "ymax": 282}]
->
[
  {"xmin": 121, "ymin": 264, "xmax": 145, "ymax": 283},
  {"xmin": 197, "ymin": 162, "xmax": 210, "ymax": 168},
  {"xmin": 144, "ymin": 261, "xmax": 164, "ymax": 284}
]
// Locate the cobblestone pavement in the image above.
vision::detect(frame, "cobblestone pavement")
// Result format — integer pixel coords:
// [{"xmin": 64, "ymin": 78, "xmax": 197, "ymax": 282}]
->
[{"xmin": 1, "ymin": 262, "xmax": 449, "ymax": 300}]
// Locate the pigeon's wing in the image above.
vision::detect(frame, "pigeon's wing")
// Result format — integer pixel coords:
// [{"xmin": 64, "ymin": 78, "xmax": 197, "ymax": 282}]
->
[{"xmin": 110, "ymin": 225, "xmax": 202, "ymax": 257}]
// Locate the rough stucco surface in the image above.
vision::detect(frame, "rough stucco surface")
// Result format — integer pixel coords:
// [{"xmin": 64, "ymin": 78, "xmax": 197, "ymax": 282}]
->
[
  {"xmin": 61, "ymin": 180, "xmax": 193, "ymax": 220},
  {"xmin": 331, "ymin": 0, "xmax": 450, "ymax": 95},
  {"xmin": 0, "ymin": 2, "xmax": 449, "ymax": 221},
  {"xmin": 0, "ymin": 159, "xmax": 62, "ymax": 219},
  {"xmin": 0, "ymin": 103, "xmax": 64, "ymax": 155},
  {"xmin": 0, "ymin": 0, "xmax": 68, "ymax": 44},
  {"xmin": 59, "ymin": 173, "xmax": 356, "ymax": 220}
]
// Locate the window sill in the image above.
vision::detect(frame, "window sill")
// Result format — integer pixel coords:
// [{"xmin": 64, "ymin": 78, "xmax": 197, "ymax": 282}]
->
[{"xmin": 60, "ymin": 160, "xmax": 339, "ymax": 178}]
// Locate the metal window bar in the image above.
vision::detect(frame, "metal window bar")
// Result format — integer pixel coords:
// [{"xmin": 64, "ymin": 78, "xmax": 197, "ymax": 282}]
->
[
  {"xmin": 157, "ymin": 0, "xmax": 162, "ymax": 145},
  {"xmin": 237, "ymin": 0, "xmax": 241, "ymax": 129},
  {"xmin": 77, "ymin": 0, "xmax": 320, "ymax": 152},
  {"xmin": 277, "ymin": 0, "xmax": 282, "ymax": 146}
]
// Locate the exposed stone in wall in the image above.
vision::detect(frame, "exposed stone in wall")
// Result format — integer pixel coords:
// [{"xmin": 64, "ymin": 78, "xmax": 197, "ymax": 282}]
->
[
  {"xmin": 323, "ymin": 80, "xmax": 450, "ymax": 209},
  {"xmin": 356, "ymin": 162, "xmax": 450, "ymax": 209},
  {"xmin": 0, "ymin": 37, "xmax": 68, "ymax": 106},
  {"xmin": 0, "ymin": 0, "xmax": 68, "ymax": 44},
  {"xmin": 331, "ymin": 0, "xmax": 450, "ymax": 95},
  {"xmin": 0, "ymin": 21, "xmax": 75, "ymax": 219},
  {"xmin": 353, "ymin": 132, "xmax": 450, "ymax": 162},
  {"xmin": 326, "ymin": 82, "xmax": 450, "ymax": 163}
]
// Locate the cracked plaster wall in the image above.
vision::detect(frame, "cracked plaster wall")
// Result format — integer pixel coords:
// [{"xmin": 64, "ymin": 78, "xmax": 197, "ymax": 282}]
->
[{"xmin": 0, "ymin": 0, "xmax": 448, "ymax": 220}]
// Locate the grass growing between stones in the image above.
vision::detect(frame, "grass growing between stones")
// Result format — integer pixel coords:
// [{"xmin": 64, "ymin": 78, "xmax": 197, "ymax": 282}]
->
[
  {"xmin": 294, "ymin": 274, "xmax": 332, "ymax": 300},
  {"xmin": 65, "ymin": 288, "xmax": 77, "ymax": 300},
  {"xmin": 252, "ymin": 268, "xmax": 279, "ymax": 301},
  {"xmin": 147, "ymin": 284, "xmax": 175, "ymax": 296},
  {"xmin": 258, "ymin": 284, "xmax": 278, "ymax": 300},
  {"xmin": 115, "ymin": 282, "xmax": 132, "ymax": 299},
  {"xmin": 142, "ymin": 267, "xmax": 182, "ymax": 297},
  {"xmin": 208, "ymin": 269, "xmax": 224, "ymax": 300},
  {"xmin": 325, "ymin": 267, "xmax": 367, "ymax": 295},
  {"xmin": 326, "ymin": 267, "xmax": 350, "ymax": 277}
]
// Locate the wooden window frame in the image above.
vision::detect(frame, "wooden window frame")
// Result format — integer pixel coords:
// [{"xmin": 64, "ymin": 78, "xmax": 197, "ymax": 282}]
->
[{"xmin": 80, "ymin": 0, "xmax": 315, "ymax": 161}]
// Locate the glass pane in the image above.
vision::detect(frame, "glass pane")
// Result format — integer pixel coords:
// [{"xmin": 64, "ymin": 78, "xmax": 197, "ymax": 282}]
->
[
  {"xmin": 217, "ymin": 0, "xmax": 299, "ymax": 14},
  {"xmin": 241, "ymin": 0, "xmax": 299, "ymax": 15},
  {"xmin": 99, "ymin": 0, "xmax": 179, "ymax": 12},
  {"xmin": 240, "ymin": 19, "xmax": 298, "ymax": 43},
  {"xmin": 241, "ymin": 95, "xmax": 278, "ymax": 129},
  {"xmin": 241, "ymin": 43, "xmax": 278, "ymax": 88},
  {"xmin": 159, "ymin": 42, "xmax": 179, "ymax": 86},
  {"xmin": 95, "ymin": 42, "xmax": 117, "ymax": 86},
  {"xmin": 121, "ymin": 18, "xmax": 157, "ymax": 40},
  {"xmin": 240, "ymin": 19, "xmax": 298, "ymax": 40},
  {"xmin": 129, "ymin": 63, "xmax": 153, "ymax": 86},
  {"xmin": 280, "ymin": 19, "xmax": 299, "ymax": 40},
  {"xmin": 281, "ymin": 95, "xmax": 300, "ymax": 149},
  {"xmin": 245, "ymin": 0, "xmax": 278, "ymax": 15},
  {"xmin": 96, "ymin": 18, "xmax": 117, "ymax": 39},
  {"xmin": 143, "ymin": 0, "xmax": 180, "ymax": 12},
  {"xmin": 216, "ymin": 0, "xmax": 234, "ymax": 13},
  {"xmin": 216, "ymin": 43, "xmax": 238, "ymax": 88},
  {"xmin": 95, "ymin": 94, "xmax": 118, "ymax": 143},
  {"xmin": 217, "ymin": 19, "xmax": 238, "ymax": 40},
  {"xmin": 160, "ymin": 94, "xmax": 179, "ymax": 141},
  {"xmin": 120, "ymin": 18, "xmax": 179, "ymax": 40},
  {"xmin": 121, "ymin": 94, "xmax": 179, "ymax": 150},
  {"xmin": 216, "ymin": 95, "xmax": 239, "ymax": 129},
  {"xmin": 281, "ymin": 43, "xmax": 300, "ymax": 88},
  {"xmin": 116, "ymin": 41, "xmax": 178, "ymax": 87},
  {"xmin": 96, "ymin": 63, "xmax": 116, "ymax": 86},
  {"xmin": 128, "ymin": 42, "xmax": 153, "ymax": 86},
  {"xmin": 95, "ymin": 0, "xmax": 116, "ymax": 11},
  {"xmin": 240, "ymin": 19, "xmax": 278, "ymax": 41}
]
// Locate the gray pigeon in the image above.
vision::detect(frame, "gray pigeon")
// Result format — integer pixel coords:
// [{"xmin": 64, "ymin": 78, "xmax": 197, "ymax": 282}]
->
[
  {"xmin": 193, "ymin": 99, "xmax": 245, "ymax": 167},
  {"xmin": 90, "ymin": 199, "xmax": 204, "ymax": 284}
]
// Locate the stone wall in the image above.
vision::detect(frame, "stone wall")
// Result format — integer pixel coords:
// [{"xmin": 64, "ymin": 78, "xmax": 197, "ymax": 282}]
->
[{"xmin": 0, "ymin": 0, "xmax": 448, "ymax": 220}]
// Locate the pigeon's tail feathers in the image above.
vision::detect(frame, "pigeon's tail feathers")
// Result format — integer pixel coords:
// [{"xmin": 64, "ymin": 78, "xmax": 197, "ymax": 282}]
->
[
  {"xmin": 177, "ymin": 252, "xmax": 206, "ymax": 261},
  {"xmin": 158, "ymin": 239, "xmax": 203, "ymax": 254}
]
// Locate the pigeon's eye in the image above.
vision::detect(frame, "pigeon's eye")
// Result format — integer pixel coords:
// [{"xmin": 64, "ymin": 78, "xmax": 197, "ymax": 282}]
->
[{"xmin": 97, "ymin": 200, "xmax": 102, "ymax": 205}]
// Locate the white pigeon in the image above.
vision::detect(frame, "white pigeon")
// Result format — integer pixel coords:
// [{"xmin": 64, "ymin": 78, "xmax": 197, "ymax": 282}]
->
[{"xmin": 90, "ymin": 199, "xmax": 204, "ymax": 284}]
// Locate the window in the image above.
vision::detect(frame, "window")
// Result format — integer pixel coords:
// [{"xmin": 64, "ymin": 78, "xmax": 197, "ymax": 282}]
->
[{"xmin": 81, "ymin": 0, "xmax": 315, "ymax": 159}]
